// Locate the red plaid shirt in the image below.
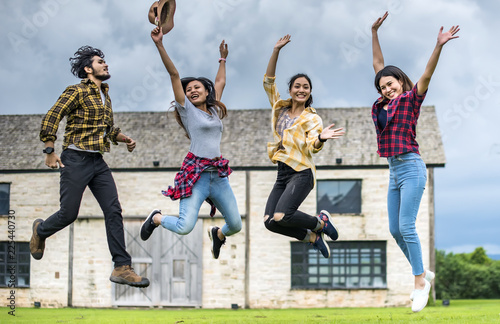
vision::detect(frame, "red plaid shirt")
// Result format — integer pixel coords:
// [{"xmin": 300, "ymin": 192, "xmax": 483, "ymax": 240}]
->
[
  {"xmin": 162, "ymin": 152, "xmax": 232, "ymax": 217},
  {"xmin": 372, "ymin": 84, "xmax": 427, "ymax": 157}
]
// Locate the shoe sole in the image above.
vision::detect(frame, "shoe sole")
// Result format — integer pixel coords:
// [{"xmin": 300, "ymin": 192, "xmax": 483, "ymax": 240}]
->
[
  {"xmin": 110, "ymin": 276, "xmax": 150, "ymax": 288},
  {"xmin": 207, "ymin": 226, "xmax": 217, "ymax": 259},
  {"xmin": 30, "ymin": 219, "xmax": 45, "ymax": 260},
  {"xmin": 140, "ymin": 209, "xmax": 161, "ymax": 241},
  {"xmin": 320, "ymin": 210, "xmax": 340, "ymax": 241},
  {"xmin": 318, "ymin": 231, "xmax": 331, "ymax": 258}
]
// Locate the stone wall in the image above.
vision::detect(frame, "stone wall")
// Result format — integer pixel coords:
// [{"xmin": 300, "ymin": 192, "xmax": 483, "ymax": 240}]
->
[{"xmin": 0, "ymin": 166, "xmax": 431, "ymax": 308}]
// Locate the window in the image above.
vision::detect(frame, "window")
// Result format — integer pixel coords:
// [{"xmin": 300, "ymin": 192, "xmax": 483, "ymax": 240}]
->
[
  {"xmin": 317, "ymin": 180, "xmax": 361, "ymax": 214},
  {"xmin": 0, "ymin": 242, "xmax": 30, "ymax": 288},
  {"xmin": 291, "ymin": 241, "xmax": 386, "ymax": 289},
  {"xmin": 0, "ymin": 183, "xmax": 10, "ymax": 215}
]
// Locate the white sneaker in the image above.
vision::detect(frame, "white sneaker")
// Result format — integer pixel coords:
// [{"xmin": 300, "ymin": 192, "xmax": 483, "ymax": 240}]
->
[
  {"xmin": 411, "ymin": 279, "xmax": 431, "ymax": 313},
  {"xmin": 410, "ymin": 270, "xmax": 435, "ymax": 300}
]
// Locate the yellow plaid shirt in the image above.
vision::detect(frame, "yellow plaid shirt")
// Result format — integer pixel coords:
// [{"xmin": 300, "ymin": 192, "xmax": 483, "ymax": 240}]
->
[
  {"xmin": 263, "ymin": 75, "xmax": 324, "ymax": 184},
  {"xmin": 40, "ymin": 79, "xmax": 121, "ymax": 152}
]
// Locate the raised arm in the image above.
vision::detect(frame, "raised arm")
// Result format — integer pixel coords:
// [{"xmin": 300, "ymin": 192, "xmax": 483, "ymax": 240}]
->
[
  {"xmin": 371, "ymin": 11, "xmax": 388, "ymax": 74},
  {"xmin": 265, "ymin": 34, "xmax": 291, "ymax": 77},
  {"xmin": 417, "ymin": 25, "xmax": 460, "ymax": 95},
  {"xmin": 214, "ymin": 40, "xmax": 228, "ymax": 101},
  {"xmin": 151, "ymin": 26, "xmax": 185, "ymax": 106}
]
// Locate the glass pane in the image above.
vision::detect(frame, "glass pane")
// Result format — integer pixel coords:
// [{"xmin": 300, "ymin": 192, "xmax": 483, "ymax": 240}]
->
[
  {"xmin": 0, "ymin": 184, "xmax": 10, "ymax": 215},
  {"xmin": 292, "ymin": 254, "xmax": 304, "ymax": 263},
  {"xmin": 374, "ymin": 266, "xmax": 381, "ymax": 274},
  {"xmin": 19, "ymin": 265, "xmax": 30, "ymax": 274},
  {"xmin": 361, "ymin": 266, "xmax": 371, "ymax": 275},
  {"xmin": 308, "ymin": 266, "xmax": 317, "ymax": 275},
  {"xmin": 308, "ymin": 277, "xmax": 318, "ymax": 284},
  {"xmin": 373, "ymin": 276, "xmax": 386, "ymax": 288},
  {"xmin": 319, "ymin": 277, "xmax": 330, "ymax": 284},
  {"xmin": 350, "ymin": 266, "xmax": 359, "ymax": 275},
  {"xmin": 319, "ymin": 266, "xmax": 329, "ymax": 275},
  {"xmin": 317, "ymin": 180, "xmax": 361, "ymax": 214},
  {"xmin": 360, "ymin": 277, "xmax": 372, "ymax": 286},
  {"xmin": 292, "ymin": 265, "xmax": 304, "ymax": 275}
]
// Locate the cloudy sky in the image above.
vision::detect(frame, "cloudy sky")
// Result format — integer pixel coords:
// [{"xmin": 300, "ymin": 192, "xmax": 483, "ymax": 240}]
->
[{"xmin": 1, "ymin": 0, "xmax": 499, "ymax": 256}]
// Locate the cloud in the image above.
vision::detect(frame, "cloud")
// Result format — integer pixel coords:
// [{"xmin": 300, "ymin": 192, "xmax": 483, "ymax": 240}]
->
[{"xmin": 0, "ymin": 0, "xmax": 499, "ymax": 252}]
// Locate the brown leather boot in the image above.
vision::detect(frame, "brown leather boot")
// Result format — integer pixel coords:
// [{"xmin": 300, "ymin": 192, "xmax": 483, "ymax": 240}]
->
[
  {"xmin": 30, "ymin": 219, "xmax": 45, "ymax": 260},
  {"xmin": 110, "ymin": 265, "xmax": 150, "ymax": 288}
]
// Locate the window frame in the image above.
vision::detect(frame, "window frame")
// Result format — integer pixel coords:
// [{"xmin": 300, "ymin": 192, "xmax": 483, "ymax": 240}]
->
[
  {"xmin": 0, "ymin": 241, "xmax": 31, "ymax": 288},
  {"xmin": 291, "ymin": 241, "xmax": 387, "ymax": 290},
  {"xmin": 316, "ymin": 179, "xmax": 362, "ymax": 215},
  {"xmin": 0, "ymin": 183, "xmax": 11, "ymax": 216}
]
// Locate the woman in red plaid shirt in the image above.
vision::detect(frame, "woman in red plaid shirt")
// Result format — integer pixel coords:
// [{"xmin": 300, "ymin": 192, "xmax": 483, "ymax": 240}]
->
[{"xmin": 371, "ymin": 12, "xmax": 459, "ymax": 313}]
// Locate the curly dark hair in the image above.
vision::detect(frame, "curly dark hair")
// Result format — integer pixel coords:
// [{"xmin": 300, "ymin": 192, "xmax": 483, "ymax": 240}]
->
[{"xmin": 69, "ymin": 46, "xmax": 105, "ymax": 79}]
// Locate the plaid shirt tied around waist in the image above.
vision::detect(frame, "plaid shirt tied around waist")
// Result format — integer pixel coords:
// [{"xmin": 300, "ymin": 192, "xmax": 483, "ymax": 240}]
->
[
  {"xmin": 372, "ymin": 84, "xmax": 427, "ymax": 158},
  {"xmin": 161, "ymin": 152, "xmax": 232, "ymax": 217},
  {"xmin": 40, "ymin": 79, "xmax": 120, "ymax": 152}
]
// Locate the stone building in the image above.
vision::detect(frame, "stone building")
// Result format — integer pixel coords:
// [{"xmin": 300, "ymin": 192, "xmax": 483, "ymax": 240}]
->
[{"xmin": 0, "ymin": 107, "xmax": 444, "ymax": 308}]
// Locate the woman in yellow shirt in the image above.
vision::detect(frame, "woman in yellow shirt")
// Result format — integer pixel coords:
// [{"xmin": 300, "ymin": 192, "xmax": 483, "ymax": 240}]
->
[{"xmin": 263, "ymin": 34, "xmax": 345, "ymax": 258}]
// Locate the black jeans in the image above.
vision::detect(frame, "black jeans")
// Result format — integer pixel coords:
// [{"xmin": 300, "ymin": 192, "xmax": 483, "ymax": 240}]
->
[
  {"xmin": 264, "ymin": 162, "xmax": 318, "ymax": 241},
  {"xmin": 37, "ymin": 149, "xmax": 131, "ymax": 267}
]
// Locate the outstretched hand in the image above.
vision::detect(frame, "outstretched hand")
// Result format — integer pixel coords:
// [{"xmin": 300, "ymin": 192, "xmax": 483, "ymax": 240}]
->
[
  {"xmin": 274, "ymin": 34, "xmax": 291, "ymax": 50},
  {"xmin": 151, "ymin": 26, "xmax": 164, "ymax": 44},
  {"xmin": 437, "ymin": 25, "xmax": 460, "ymax": 46},
  {"xmin": 320, "ymin": 124, "xmax": 345, "ymax": 141},
  {"xmin": 372, "ymin": 11, "xmax": 388, "ymax": 32},
  {"xmin": 219, "ymin": 40, "xmax": 228, "ymax": 59}
]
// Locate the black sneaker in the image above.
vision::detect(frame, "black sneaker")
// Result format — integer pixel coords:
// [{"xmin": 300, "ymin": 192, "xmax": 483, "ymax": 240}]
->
[
  {"xmin": 318, "ymin": 210, "xmax": 339, "ymax": 241},
  {"xmin": 312, "ymin": 231, "xmax": 330, "ymax": 258},
  {"xmin": 140, "ymin": 209, "xmax": 161, "ymax": 241},
  {"xmin": 208, "ymin": 226, "xmax": 225, "ymax": 259}
]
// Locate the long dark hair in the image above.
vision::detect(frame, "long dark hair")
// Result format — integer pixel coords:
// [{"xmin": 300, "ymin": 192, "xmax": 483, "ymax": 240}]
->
[
  {"xmin": 288, "ymin": 73, "xmax": 313, "ymax": 108},
  {"xmin": 69, "ymin": 46, "xmax": 105, "ymax": 79},
  {"xmin": 172, "ymin": 77, "xmax": 227, "ymax": 138},
  {"xmin": 374, "ymin": 65, "xmax": 414, "ymax": 95}
]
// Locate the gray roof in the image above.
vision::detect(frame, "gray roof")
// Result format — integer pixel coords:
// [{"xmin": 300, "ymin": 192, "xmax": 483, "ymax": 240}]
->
[{"xmin": 0, "ymin": 107, "xmax": 445, "ymax": 171}]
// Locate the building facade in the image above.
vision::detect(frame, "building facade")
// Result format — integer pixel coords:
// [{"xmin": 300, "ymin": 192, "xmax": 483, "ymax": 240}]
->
[{"xmin": 0, "ymin": 107, "xmax": 444, "ymax": 308}]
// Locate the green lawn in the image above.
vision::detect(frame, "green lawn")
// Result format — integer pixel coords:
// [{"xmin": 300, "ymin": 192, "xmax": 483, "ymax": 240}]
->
[{"xmin": 2, "ymin": 300, "xmax": 499, "ymax": 323}]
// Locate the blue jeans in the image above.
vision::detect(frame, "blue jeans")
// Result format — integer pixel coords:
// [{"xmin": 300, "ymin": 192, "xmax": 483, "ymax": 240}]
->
[
  {"xmin": 387, "ymin": 152, "xmax": 427, "ymax": 276},
  {"xmin": 160, "ymin": 171, "xmax": 242, "ymax": 237}
]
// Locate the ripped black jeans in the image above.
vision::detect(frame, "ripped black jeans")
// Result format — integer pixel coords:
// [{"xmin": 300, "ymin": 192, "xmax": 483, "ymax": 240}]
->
[{"xmin": 264, "ymin": 162, "xmax": 319, "ymax": 241}]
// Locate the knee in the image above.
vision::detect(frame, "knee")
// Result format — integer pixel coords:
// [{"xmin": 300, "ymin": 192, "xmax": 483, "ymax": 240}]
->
[
  {"xmin": 232, "ymin": 220, "xmax": 242, "ymax": 233},
  {"xmin": 263, "ymin": 214, "xmax": 273, "ymax": 231},
  {"xmin": 176, "ymin": 219, "xmax": 195, "ymax": 235},
  {"xmin": 389, "ymin": 225, "xmax": 402, "ymax": 241},
  {"xmin": 273, "ymin": 212, "xmax": 285, "ymax": 222}
]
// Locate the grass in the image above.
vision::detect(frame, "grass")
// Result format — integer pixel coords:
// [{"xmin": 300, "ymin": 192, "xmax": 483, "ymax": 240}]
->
[{"xmin": 1, "ymin": 300, "xmax": 499, "ymax": 323}]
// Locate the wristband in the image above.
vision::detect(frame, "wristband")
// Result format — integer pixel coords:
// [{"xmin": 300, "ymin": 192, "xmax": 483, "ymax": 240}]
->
[
  {"xmin": 219, "ymin": 58, "xmax": 226, "ymax": 63},
  {"xmin": 318, "ymin": 134, "xmax": 327, "ymax": 143}
]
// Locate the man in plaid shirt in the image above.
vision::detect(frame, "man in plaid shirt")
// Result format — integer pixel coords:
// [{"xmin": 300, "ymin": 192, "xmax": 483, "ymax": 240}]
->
[{"xmin": 30, "ymin": 46, "xmax": 149, "ymax": 288}]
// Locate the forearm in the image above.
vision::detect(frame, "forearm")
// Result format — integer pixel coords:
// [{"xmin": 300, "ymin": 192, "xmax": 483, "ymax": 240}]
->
[
  {"xmin": 155, "ymin": 42, "xmax": 180, "ymax": 79},
  {"xmin": 419, "ymin": 44, "xmax": 443, "ymax": 90},
  {"xmin": 155, "ymin": 41, "xmax": 184, "ymax": 104},
  {"xmin": 214, "ymin": 60, "xmax": 226, "ymax": 100},
  {"xmin": 265, "ymin": 48, "xmax": 281, "ymax": 78},
  {"xmin": 372, "ymin": 31, "xmax": 384, "ymax": 73}
]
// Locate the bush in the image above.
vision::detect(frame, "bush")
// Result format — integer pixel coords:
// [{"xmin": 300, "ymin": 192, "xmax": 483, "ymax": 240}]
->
[{"xmin": 435, "ymin": 247, "xmax": 500, "ymax": 299}]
